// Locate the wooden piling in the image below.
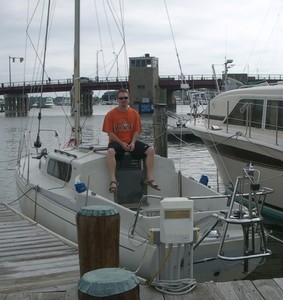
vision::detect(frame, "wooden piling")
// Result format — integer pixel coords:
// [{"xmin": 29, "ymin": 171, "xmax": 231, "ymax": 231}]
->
[
  {"xmin": 153, "ymin": 103, "xmax": 168, "ymax": 157},
  {"xmin": 76, "ymin": 205, "xmax": 120, "ymax": 277}
]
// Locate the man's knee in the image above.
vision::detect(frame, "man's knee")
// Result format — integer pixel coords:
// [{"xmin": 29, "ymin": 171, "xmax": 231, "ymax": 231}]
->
[
  {"xmin": 107, "ymin": 148, "xmax": 116, "ymax": 157},
  {"xmin": 145, "ymin": 146, "xmax": 155, "ymax": 156}
]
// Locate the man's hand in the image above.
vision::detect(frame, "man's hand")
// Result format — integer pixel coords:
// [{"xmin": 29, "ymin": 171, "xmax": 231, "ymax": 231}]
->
[
  {"xmin": 128, "ymin": 142, "xmax": 135, "ymax": 151},
  {"xmin": 122, "ymin": 142, "xmax": 135, "ymax": 151},
  {"xmin": 122, "ymin": 143, "xmax": 131, "ymax": 151}
]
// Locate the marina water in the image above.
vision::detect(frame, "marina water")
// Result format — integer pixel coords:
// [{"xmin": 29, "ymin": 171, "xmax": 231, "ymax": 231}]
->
[{"xmin": 0, "ymin": 104, "xmax": 282, "ymax": 280}]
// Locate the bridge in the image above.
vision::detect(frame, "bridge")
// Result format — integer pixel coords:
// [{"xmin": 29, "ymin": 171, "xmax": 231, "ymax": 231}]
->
[
  {"xmin": 1, "ymin": 74, "xmax": 282, "ymax": 117},
  {"xmin": 1, "ymin": 74, "xmax": 282, "ymax": 95}
]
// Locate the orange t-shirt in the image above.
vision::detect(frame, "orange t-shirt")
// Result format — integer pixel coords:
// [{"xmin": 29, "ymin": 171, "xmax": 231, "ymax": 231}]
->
[{"xmin": 102, "ymin": 107, "xmax": 142, "ymax": 143}]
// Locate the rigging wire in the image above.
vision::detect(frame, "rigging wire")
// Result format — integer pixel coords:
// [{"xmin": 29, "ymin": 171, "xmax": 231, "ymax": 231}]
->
[
  {"xmin": 26, "ymin": 2, "xmax": 51, "ymax": 91},
  {"xmin": 118, "ymin": 0, "xmax": 129, "ymax": 80},
  {"xmin": 243, "ymin": 1, "xmax": 283, "ymax": 73},
  {"xmin": 256, "ymin": 4, "xmax": 283, "ymax": 72},
  {"xmin": 243, "ymin": 2, "xmax": 272, "ymax": 73},
  {"xmin": 163, "ymin": 0, "xmax": 189, "ymax": 171},
  {"xmin": 106, "ymin": 0, "xmax": 125, "ymax": 40},
  {"xmin": 106, "ymin": 0, "xmax": 128, "ymax": 82},
  {"xmin": 93, "ymin": 0, "xmax": 128, "ymax": 89},
  {"xmin": 21, "ymin": 0, "xmax": 34, "ymax": 136},
  {"xmin": 34, "ymin": 0, "xmax": 52, "ymax": 150},
  {"xmin": 163, "ymin": 0, "xmax": 185, "ymax": 83}
]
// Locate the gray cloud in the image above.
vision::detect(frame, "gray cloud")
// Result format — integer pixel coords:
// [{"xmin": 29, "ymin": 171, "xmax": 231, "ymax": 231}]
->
[{"xmin": 1, "ymin": 0, "xmax": 282, "ymax": 87}]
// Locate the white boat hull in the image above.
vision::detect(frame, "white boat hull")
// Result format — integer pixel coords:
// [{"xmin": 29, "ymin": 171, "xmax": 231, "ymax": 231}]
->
[
  {"xmin": 190, "ymin": 125, "xmax": 283, "ymax": 221},
  {"xmin": 16, "ymin": 149, "xmax": 265, "ymax": 283}
]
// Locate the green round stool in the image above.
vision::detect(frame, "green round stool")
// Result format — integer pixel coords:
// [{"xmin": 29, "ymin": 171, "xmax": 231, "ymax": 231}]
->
[{"xmin": 78, "ymin": 267, "xmax": 140, "ymax": 299}]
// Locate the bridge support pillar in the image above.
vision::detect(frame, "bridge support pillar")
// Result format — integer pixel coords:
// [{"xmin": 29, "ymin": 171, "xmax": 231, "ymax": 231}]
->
[
  {"xmin": 81, "ymin": 90, "xmax": 93, "ymax": 116},
  {"xmin": 72, "ymin": 90, "xmax": 93, "ymax": 116},
  {"xmin": 4, "ymin": 94, "xmax": 29, "ymax": 117}
]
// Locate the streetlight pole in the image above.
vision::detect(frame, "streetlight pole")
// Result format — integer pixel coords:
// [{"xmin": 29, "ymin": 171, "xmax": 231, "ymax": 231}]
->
[
  {"xmin": 9, "ymin": 56, "xmax": 24, "ymax": 86},
  {"xmin": 96, "ymin": 50, "xmax": 102, "ymax": 82}
]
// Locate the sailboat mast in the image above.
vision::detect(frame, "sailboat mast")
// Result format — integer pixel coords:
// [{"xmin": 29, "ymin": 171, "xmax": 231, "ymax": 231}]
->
[{"xmin": 74, "ymin": 0, "xmax": 80, "ymax": 145}]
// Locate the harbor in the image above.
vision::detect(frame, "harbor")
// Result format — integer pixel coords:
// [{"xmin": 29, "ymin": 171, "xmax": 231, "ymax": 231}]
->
[
  {"xmin": 0, "ymin": 203, "xmax": 282, "ymax": 299},
  {"xmin": 1, "ymin": 1, "xmax": 283, "ymax": 298},
  {"xmin": 0, "ymin": 105, "xmax": 282, "ymax": 299}
]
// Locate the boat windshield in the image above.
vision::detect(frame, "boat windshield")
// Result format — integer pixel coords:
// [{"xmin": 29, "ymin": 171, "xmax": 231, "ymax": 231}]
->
[
  {"xmin": 47, "ymin": 158, "xmax": 72, "ymax": 182},
  {"xmin": 227, "ymin": 99, "xmax": 263, "ymax": 128},
  {"xmin": 226, "ymin": 98, "xmax": 283, "ymax": 131}
]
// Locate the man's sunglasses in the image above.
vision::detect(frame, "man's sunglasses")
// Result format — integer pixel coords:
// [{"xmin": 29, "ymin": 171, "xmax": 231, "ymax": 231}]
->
[{"xmin": 118, "ymin": 96, "xmax": 128, "ymax": 100}]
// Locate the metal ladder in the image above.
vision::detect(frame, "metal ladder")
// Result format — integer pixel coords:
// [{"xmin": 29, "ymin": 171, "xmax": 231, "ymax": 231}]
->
[{"xmin": 216, "ymin": 163, "xmax": 272, "ymax": 272}]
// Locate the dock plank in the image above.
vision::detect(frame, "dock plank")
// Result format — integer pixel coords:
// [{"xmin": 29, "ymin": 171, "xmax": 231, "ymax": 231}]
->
[
  {"xmin": 213, "ymin": 281, "xmax": 263, "ymax": 300},
  {"xmin": 254, "ymin": 279, "xmax": 283, "ymax": 300},
  {"xmin": 0, "ymin": 291, "xmax": 67, "ymax": 300},
  {"xmin": 139, "ymin": 284, "xmax": 164, "ymax": 300},
  {"xmin": 164, "ymin": 282, "xmax": 222, "ymax": 300},
  {"xmin": 274, "ymin": 278, "xmax": 283, "ymax": 290}
]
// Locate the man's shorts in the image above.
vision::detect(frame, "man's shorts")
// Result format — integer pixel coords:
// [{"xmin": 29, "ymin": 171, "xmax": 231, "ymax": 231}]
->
[{"xmin": 108, "ymin": 140, "xmax": 150, "ymax": 160}]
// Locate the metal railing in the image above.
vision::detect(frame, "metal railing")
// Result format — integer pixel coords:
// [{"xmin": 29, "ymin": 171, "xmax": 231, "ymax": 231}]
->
[
  {"xmin": 2, "ymin": 73, "xmax": 283, "ymax": 89},
  {"xmin": 205, "ymin": 99, "xmax": 283, "ymax": 146}
]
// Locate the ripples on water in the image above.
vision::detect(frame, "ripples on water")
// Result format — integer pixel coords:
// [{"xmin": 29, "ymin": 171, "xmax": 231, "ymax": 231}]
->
[{"xmin": 0, "ymin": 104, "xmax": 282, "ymax": 280}]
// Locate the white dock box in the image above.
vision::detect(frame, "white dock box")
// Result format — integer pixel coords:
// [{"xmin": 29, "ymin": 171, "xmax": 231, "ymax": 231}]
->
[{"xmin": 160, "ymin": 197, "xmax": 194, "ymax": 244}]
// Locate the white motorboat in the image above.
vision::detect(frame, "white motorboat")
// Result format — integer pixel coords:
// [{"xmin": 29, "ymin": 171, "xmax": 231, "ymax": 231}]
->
[
  {"xmin": 186, "ymin": 83, "xmax": 283, "ymax": 222},
  {"xmin": 43, "ymin": 97, "xmax": 54, "ymax": 108},
  {"xmin": 15, "ymin": 0, "xmax": 271, "ymax": 289},
  {"xmin": 36, "ymin": 97, "xmax": 54, "ymax": 108}
]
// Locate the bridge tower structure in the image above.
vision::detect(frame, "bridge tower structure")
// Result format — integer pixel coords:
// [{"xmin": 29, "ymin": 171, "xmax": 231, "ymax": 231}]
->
[{"xmin": 129, "ymin": 54, "xmax": 161, "ymax": 113}]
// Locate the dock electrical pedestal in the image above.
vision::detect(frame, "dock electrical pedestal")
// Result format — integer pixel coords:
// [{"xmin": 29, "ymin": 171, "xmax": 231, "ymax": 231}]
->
[{"xmin": 154, "ymin": 197, "xmax": 195, "ymax": 282}]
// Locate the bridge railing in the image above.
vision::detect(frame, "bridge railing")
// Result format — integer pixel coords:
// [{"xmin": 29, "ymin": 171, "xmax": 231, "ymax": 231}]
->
[
  {"xmin": 159, "ymin": 74, "xmax": 283, "ymax": 81},
  {"xmin": 1, "ymin": 78, "xmax": 73, "ymax": 89},
  {"xmin": 0, "ymin": 76, "xmax": 130, "ymax": 89},
  {"xmin": 1, "ymin": 74, "xmax": 283, "ymax": 89}
]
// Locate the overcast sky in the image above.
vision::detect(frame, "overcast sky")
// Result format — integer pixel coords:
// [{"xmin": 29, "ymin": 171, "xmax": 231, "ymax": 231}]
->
[{"xmin": 1, "ymin": 0, "xmax": 283, "ymax": 86}]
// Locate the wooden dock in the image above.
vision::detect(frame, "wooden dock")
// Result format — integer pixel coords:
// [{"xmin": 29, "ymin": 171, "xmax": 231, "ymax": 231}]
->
[
  {"xmin": 0, "ymin": 203, "xmax": 283, "ymax": 299},
  {"xmin": 0, "ymin": 203, "xmax": 79, "ymax": 298}
]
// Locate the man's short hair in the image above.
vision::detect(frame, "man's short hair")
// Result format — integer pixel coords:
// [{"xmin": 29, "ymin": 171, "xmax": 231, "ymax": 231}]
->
[{"xmin": 116, "ymin": 88, "xmax": 129, "ymax": 98}]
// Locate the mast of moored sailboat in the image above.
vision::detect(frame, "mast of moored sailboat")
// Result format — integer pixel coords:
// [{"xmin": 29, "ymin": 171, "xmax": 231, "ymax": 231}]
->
[{"xmin": 73, "ymin": 0, "xmax": 81, "ymax": 146}]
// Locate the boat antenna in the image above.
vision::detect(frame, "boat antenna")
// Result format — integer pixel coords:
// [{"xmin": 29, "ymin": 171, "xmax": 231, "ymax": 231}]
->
[{"xmin": 34, "ymin": 0, "xmax": 51, "ymax": 150}]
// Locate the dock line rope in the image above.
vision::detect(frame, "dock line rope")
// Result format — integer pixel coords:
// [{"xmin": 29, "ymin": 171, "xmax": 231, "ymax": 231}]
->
[
  {"xmin": 267, "ymin": 232, "xmax": 283, "ymax": 244},
  {"xmin": 151, "ymin": 278, "xmax": 197, "ymax": 295},
  {"xmin": 6, "ymin": 186, "xmax": 36, "ymax": 205}
]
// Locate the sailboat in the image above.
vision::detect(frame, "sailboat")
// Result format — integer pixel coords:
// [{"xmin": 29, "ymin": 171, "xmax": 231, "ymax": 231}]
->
[{"xmin": 16, "ymin": 0, "xmax": 271, "ymax": 287}]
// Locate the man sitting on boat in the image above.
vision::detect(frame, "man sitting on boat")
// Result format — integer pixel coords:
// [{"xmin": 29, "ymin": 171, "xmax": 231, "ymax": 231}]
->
[{"xmin": 102, "ymin": 88, "xmax": 160, "ymax": 193}]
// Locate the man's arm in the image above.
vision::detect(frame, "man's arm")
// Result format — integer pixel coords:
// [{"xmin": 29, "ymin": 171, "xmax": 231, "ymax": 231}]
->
[{"xmin": 129, "ymin": 131, "xmax": 139, "ymax": 151}]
